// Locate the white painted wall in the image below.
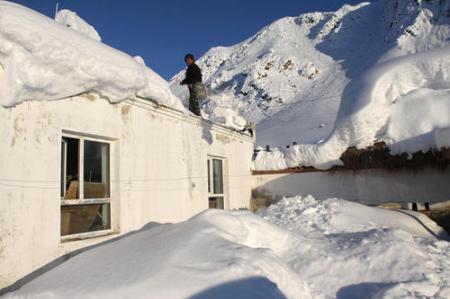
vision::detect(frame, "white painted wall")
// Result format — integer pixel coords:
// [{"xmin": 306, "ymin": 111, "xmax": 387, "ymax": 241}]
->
[
  {"xmin": 253, "ymin": 168, "xmax": 450, "ymax": 205},
  {"xmin": 0, "ymin": 95, "xmax": 254, "ymax": 288}
]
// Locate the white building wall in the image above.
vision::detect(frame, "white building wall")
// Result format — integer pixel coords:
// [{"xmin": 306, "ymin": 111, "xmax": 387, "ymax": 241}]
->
[
  {"xmin": 252, "ymin": 168, "xmax": 450, "ymax": 205},
  {"xmin": 0, "ymin": 95, "xmax": 254, "ymax": 288}
]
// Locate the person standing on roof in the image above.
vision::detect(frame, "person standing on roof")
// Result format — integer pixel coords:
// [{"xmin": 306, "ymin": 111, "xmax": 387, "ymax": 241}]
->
[{"xmin": 180, "ymin": 53, "xmax": 207, "ymax": 116}]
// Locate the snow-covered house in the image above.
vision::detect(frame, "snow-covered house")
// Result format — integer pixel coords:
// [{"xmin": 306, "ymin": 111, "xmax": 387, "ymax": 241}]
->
[{"xmin": 0, "ymin": 2, "xmax": 254, "ymax": 288}]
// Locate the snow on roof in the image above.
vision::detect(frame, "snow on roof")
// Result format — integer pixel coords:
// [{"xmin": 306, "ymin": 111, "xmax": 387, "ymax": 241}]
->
[
  {"xmin": 0, "ymin": 1, "xmax": 185, "ymax": 111},
  {"xmin": 55, "ymin": 9, "xmax": 101, "ymax": 41}
]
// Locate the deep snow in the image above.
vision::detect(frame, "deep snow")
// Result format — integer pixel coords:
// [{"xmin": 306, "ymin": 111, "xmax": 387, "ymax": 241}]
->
[
  {"xmin": 0, "ymin": 1, "xmax": 184, "ymax": 110},
  {"xmin": 254, "ymin": 46, "xmax": 450, "ymax": 170},
  {"xmin": 55, "ymin": 9, "xmax": 101, "ymax": 41},
  {"xmin": 0, "ymin": 1, "xmax": 250, "ymax": 130},
  {"xmin": 200, "ymin": 91, "xmax": 248, "ymax": 130},
  {"xmin": 284, "ymin": 46, "xmax": 450, "ymax": 169},
  {"xmin": 5, "ymin": 196, "xmax": 449, "ymax": 299}
]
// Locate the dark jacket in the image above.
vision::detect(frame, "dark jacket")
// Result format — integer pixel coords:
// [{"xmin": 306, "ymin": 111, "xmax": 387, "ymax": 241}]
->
[{"xmin": 181, "ymin": 63, "xmax": 202, "ymax": 85}]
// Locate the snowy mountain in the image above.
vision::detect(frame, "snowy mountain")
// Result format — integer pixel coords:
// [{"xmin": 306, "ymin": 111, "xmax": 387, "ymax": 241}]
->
[{"xmin": 170, "ymin": 0, "xmax": 450, "ymax": 149}]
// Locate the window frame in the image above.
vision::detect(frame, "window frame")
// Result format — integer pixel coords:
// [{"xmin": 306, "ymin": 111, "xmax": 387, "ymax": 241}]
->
[
  {"xmin": 207, "ymin": 156, "xmax": 226, "ymax": 209},
  {"xmin": 60, "ymin": 132, "xmax": 114, "ymax": 240}
]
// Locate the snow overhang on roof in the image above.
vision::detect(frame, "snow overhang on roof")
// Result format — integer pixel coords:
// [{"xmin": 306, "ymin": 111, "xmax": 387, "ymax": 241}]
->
[{"xmin": 0, "ymin": 1, "xmax": 185, "ymax": 111}]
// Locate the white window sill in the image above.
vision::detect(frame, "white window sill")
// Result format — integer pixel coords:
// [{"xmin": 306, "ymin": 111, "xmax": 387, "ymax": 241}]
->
[
  {"xmin": 61, "ymin": 198, "xmax": 111, "ymax": 205},
  {"xmin": 61, "ymin": 229, "xmax": 115, "ymax": 242}
]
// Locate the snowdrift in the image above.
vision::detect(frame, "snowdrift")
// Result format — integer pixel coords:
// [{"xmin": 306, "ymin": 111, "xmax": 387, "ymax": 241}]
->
[
  {"xmin": 5, "ymin": 196, "xmax": 449, "ymax": 299},
  {"xmin": 201, "ymin": 91, "xmax": 248, "ymax": 130},
  {"xmin": 55, "ymin": 9, "xmax": 102, "ymax": 41},
  {"xmin": 4, "ymin": 210, "xmax": 312, "ymax": 299},
  {"xmin": 0, "ymin": 2, "xmax": 184, "ymax": 111},
  {"xmin": 252, "ymin": 147, "xmax": 288, "ymax": 171},
  {"xmin": 285, "ymin": 46, "xmax": 450, "ymax": 169}
]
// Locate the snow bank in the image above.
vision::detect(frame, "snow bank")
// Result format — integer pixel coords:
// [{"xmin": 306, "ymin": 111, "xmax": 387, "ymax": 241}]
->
[
  {"xmin": 5, "ymin": 210, "xmax": 312, "ymax": 299},
  {"xmin": 0, "ymin": 2, "xmax": 184, "ymax": 111},
  {"xmin": 259, "ymin": 196, "xmax": 450, "ymax": 298},
  {"xmin": 202, "ymin": 91, "xmax": 247, "ymax": 130},
  {"xmin": 6, "ymin": 196, "xmax": 450, "ymax": 299},
  {"xmin": 55, "ymin": 9, "xmax": 101, "ymax": 41},
  {"xmin": 286, "ymin": 46, "xmax": 450, "ymax": 169},
  {"xmin": 385, "ymin": 88, "xmax": 450, "ymax": 155},
  {"xmin": 252, "ymin": 147, "xmax": 287, "ymax": 171},
  {"xmin": 260, "ymin": 195, "xmax": 448, "ymax": 238}
]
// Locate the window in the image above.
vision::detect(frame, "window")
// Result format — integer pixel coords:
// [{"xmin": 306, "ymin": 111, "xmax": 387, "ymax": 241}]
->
[
  {"xmin": 61, "ymin": 135, "xmax": 111, "ymax": 237},
  {"xmin": 207, "ymin": 157, "xmax": 225, "ymax": 209}
]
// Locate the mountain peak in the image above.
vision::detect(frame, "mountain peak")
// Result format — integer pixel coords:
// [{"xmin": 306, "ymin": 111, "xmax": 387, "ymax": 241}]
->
[{"xmin": 170, "ymin": 0, "xmax": 450, "ymax": 146}]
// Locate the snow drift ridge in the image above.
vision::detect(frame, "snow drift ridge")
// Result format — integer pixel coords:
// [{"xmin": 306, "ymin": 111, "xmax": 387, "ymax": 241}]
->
[
  {"xmin": 6, "ymin": 196, "xmax": 450, "ymax": 298},
  {"xmin": 285, "ymin": 46, "xmax": 450, "ymax": 169}
]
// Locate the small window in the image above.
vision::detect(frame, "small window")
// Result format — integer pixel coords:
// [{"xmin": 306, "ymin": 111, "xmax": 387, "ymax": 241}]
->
[
  {"xmin": 207, "ymin": 157, "xmax": 225, "ymax": 209},
  {"xmin": 61, "ymin": 135, "xmax": 112, "ymax": 237}
]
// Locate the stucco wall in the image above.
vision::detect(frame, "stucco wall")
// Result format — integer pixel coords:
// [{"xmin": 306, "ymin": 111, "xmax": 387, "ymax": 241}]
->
[
  {"xmin": 252, "ymin": 168, "xmax": 450, "ymax": 205},
  {"xmin": 0, "ymin": 95, "xmax": 254, "ymax": 288}
]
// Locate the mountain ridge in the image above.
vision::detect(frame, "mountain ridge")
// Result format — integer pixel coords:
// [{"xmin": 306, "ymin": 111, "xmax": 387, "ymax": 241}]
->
[{"xmin": 170, "ymin": 0, "xmax": 450, "ymax": 147}]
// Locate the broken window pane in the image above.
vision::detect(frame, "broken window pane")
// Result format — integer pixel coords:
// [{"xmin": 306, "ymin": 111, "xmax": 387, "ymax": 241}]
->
[
  {"xmin": 84, "ymin": 140, "xmax": 110, "ymax": 199},
  {"xmin": 61, "ymin": 203, "xmax": 111, "ymax": 236}
]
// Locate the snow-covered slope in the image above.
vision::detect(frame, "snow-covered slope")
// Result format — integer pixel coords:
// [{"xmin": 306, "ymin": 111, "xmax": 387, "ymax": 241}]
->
[
  {"xmin": 0, "ymin": 1, "xmax": 184, "ymax": 110},
  {"xmin": 5, "ymin": 196, "xmax": 449, "ymax": 298},
  {"xmin": 285, "ymin": 46, "xmax": 450, "ymax": 169},
  {"xmin": 170, "ymin": 0, "xmax": 450, "ymax": 168}
]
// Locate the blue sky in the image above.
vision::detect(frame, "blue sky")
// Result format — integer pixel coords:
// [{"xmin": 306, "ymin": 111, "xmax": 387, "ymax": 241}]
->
[{"xmin": 11, "ymin": 0, "xmax": 366, "ymax": 80}]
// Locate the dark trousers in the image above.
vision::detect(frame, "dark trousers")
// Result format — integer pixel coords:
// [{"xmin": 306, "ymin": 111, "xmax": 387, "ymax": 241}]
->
[
  {"xmin": 188, "ymin": 82, "xmax": 206, "ymax": 116},
  {"xmin": 189, "ymin": 92, "xmax": 201, "ymax": 116}
]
